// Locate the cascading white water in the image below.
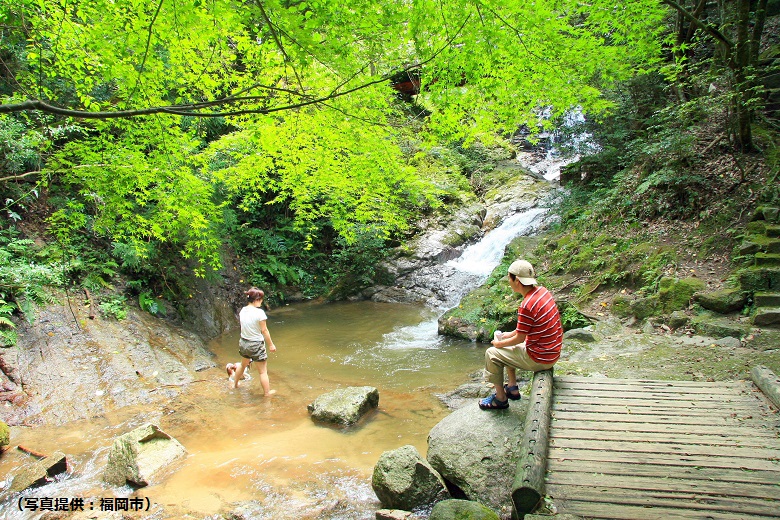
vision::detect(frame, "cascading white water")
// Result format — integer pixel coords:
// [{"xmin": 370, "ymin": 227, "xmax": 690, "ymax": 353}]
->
[
  {"xmin": 446, "ymin": 207, "xmax": 547, "ymax": 277},
  {"xmin": 379, "ymin": 206, "xmax": 549, "ymax": 349}
]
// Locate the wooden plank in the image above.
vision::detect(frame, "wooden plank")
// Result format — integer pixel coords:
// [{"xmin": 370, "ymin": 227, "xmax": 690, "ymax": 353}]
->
[
  {"xmin": 545, "ymin": 376, "xmax": 780, "ymax": 519},
  {"xmin": 552, "ymin": 401, "xmax": 770, "ymax": 418},
  {"xmin": 554, "ymin": 387, "xmax": 759, "ymax": 402},
  {"xmin": 556, "ymin": 376, "xmax": 749, "ymax": 388},
  {"xmin": 549, "ymin": 427, "xmax": 780, "ymax": 449},
  {"xmin": 554, "ymin": 377, "xmax": 752, "ymax": 388},
  {"xmin": 552, "ymin": 395, "xmax": 765, "ymax": 410},
  {"xmin": 551, "ymin": 409, "xmax": 768, "ymax": 426},
  {"xmin": 547, "ymin": 446, "xmax": 780, "ymax": 472},
  {"xmin": 547, "ymin": 458, "xmax": 780, "ymax": 485},
  {"xmin": 549, "ymin": 418, "xmax": 779, "ymax": 437},
  {"xmin": 549, "ymin": 437, "xmax": 780, "ymax": 460},
  {"xmin": 545, "ymin": 471, "xmax": 780, "ymax": 501},
  {"xmin": 554, "ymin": 380, "xmax": 755, "ymax": 396},
  {"xmin": 550, "ymin": 489, "xmax": 780, "ymax": 519}
]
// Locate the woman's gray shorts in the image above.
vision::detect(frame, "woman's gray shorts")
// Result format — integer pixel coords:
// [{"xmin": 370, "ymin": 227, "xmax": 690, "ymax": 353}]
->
[{"xmin": 238, "ymin": 338, "xmax": 267, "ymax": 362}]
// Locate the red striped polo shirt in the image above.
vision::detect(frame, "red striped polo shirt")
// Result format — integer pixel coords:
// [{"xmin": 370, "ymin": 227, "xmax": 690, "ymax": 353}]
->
[{"xmin": 515, "ymin": 286, "xmax": 563, "ymax": 364}]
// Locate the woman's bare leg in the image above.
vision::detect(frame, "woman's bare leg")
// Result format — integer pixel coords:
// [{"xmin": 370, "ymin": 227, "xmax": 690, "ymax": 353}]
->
[
  {"xmin": 255, "ymin": 360, "xmax": 276, "ymax": 395},
  {"xmin": 230, "ymin": 358, "xmax": 251, "ymax": 389}
]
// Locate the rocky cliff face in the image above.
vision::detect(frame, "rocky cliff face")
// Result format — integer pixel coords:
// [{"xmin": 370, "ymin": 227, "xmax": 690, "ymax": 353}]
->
[{"xmin": 0, "ymin": 286, "xmax": 234, "ymax": 426}]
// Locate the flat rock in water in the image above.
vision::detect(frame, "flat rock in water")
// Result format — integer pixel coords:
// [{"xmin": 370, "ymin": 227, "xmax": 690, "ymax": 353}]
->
[
  {"xmin": 103, "ymin": 423, "xmax": 186, "ymax": 487},
  {"xmin": 307, "ymin": 386, "xmax": 379, "ymax": 427},
  {"xmin": 8, "ymin": 451, "xmax": 68, "ymax": 494}
]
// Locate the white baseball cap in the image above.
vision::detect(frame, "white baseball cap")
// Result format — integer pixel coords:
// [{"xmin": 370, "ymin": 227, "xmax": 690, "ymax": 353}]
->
[{"xmin": 508, "ymin": 260, "xmax": 537, "ymax": 285}]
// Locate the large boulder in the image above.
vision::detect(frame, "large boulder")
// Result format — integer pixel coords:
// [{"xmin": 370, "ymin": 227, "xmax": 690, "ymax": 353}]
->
[
  {"xmin": 693, "ymin": 288, "xmax": 748, "ymax": 314},
  {"xmin": 428, "ymin": 499, "xmax": 500, "ymax": 520},
  {"xmin": 307, "ymin": 386, "xmax": 379, "ymax": 427},
  {"xmin": 372, "ymin": 444, "xmax": 449, "ymax": 510},
  {"xmin": 690, "ymin": 313, "xmax": 752, "ymax": 339},
  {"xmin": 103, "ymin": 423, "xmax": 186, "ymax": 487},
  {"xmin": 426, "ymin": 402, "xmax": 527, "ymax": 516},
  {"xmin": 658, "ymin": 277, "xmax": 706, "ymax": 313}
]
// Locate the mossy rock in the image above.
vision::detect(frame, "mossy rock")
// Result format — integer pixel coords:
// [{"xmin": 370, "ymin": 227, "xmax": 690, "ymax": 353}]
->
[
  {"xmin": 610, "ymin": 295, "xmax": 633, "ymax": 317},
  {"xmin": 442, "ymin": 224, "xmax": 482, "ymax": 247},
  {"xmin": 743, "ymin": 329, "xmax": 780, "ymax": 351},
  {"xmin": 668, "ymin": 311, "xmax": 690, "ymax": 329},
  {"xmin": 428, "ymin": 499, "xmax": 500, "ymax": 520},
  {"xmin": 755, "ymin": 206, "xmax": 780, "ymax": 223},
  {"xmin": 0, "ymin": 420, "xmax": 9, "ymax": 447},
  {"xmin": 658, "ymin": 277, "xmax": 706, "ymax": 313},
  {"xmin": 690, "ymin": 313, "xmax": 752, "ymax": 339},
  {"xmin": 629, "ymin": 295, "xmax": 661, "ymax": 320},
  {"xmin": 746, "ymin": 220, "xmax": 768, "ymax": 235},
  {"xmin": 737, "ymin": 240, "xmax": 762, "ymax": 255},
  {"xmin": 737, "ymin": 267, "xmax": 780, "ymax": 291},
  {"xmin": 693, "ymin": 288, "xmax": 748, "ymax": 314},
  {"xmin": 739, "ymin": 234, "xmax": 780, "ymax": 254}
]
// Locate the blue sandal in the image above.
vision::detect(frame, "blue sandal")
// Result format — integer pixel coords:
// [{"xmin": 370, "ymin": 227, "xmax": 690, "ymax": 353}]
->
[
  {"xmin": 479, "ymin": 394, "xmax": 509, "ymax": 410},
  {"xmin": 504, "ymin": 384, "xmax": 521, "ymax": 400}
]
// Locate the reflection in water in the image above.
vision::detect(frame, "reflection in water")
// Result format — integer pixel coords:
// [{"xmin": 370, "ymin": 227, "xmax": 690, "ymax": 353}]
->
[{"xmin": 0, "ymin": 301, "xmax": 484, "ymax": 519}]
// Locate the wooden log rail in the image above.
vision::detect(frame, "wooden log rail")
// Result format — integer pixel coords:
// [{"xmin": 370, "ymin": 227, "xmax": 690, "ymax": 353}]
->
[
  {"xmin": 751, "ymin": 364, "xmax": 780, "ymax": 409},
  {"xmin": 511, "ymin": 368, "xmax": 554, "ymax": 519}
]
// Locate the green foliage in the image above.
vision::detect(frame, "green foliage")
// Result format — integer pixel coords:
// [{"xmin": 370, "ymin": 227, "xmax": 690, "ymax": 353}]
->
[
  {"xmin": 324, "ymin": 226, "xmax": 394, "ymax": 299},
  {"xmin": 3, "ymin": 0, "xmax": 666, "ymax": 140},
  {"xmin": 47, "ymin": 118, "xmax": 224, "ymax": 278},
  {"xmin": 98, "ymin": 294, "xmax": 127, "ymax": 320},
  {"xmin": 138, "ymin": 291, "xmax": 161, "ymax": 315},
  {"xmin": 0, "ymin": 297, "xmax": 17, "ymax": 347},
  {"xmin": 0, "ymin": 116, "xmax": 43, "ymax": 176},
  {"xmin": 1, "ymin": 0, "xmax": 676, "ymax": 306},
  {"xmin": 0, "ymin": 228, "xmax": 64, "ymax": 328},
  {"xmin": 560, "ymin": 305, "xmax": 591, "ymax": 331}
]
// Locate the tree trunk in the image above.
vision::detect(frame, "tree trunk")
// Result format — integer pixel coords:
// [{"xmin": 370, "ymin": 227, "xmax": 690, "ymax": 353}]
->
[{"xmin": 733, "ymin": 0, "xmax": 753, "ymax": 151}]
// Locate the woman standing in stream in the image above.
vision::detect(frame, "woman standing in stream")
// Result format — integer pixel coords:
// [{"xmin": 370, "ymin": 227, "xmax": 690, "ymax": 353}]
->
[{"xmin": 229, "ymin": 287, "xmax": 277, "ymax": 395}]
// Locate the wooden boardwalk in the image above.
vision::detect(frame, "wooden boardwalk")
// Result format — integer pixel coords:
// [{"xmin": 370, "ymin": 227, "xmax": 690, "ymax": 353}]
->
[{"xmin": 544, "ymin": 376, "xmax": 780, "ymax": 519}]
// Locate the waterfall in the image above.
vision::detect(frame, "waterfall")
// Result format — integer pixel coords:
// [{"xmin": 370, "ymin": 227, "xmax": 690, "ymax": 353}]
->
[
  {"xmin": 514, "ymin": 107, "xmax": 594, "ymax": 182},
  {"xmin": 379, "ymin": 205, "xmax": 549, "ymax": 349},
  {"xmin": 446, "ymin": 207, "xmax": 547, "ymax": 277},
  {"xmin": 377, "ymin": 116, "xmax": 593, "ymax": 350}
]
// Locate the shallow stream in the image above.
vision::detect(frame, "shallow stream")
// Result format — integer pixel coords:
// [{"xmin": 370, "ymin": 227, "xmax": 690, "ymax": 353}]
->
[
  {"xmin": 1, "ymin": 186, "xmax": 560, "ymax": 519},
  {"xmin": 0, "ymin": 301, "xmax": 486, "ymax": 519}
]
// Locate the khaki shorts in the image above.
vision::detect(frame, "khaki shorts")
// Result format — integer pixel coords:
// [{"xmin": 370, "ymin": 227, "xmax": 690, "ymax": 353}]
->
[
  {"xmin": 238, "ymin": 338, "xmax": 267, "ymax": 362},
  {"xmin": 484, "ymin": 344, "xmax": 555, "ymax": 388}
]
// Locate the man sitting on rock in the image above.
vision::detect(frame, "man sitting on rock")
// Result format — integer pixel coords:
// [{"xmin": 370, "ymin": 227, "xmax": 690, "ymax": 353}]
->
[{"xmin": 479, "ymin": 259, "xmax": 563, "ymax": 410}]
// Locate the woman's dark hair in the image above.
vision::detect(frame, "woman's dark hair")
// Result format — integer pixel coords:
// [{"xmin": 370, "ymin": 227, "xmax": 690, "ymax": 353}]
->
[{"xmin": 246, "ymin": 287, "xmax": 265, "ymax": 303}]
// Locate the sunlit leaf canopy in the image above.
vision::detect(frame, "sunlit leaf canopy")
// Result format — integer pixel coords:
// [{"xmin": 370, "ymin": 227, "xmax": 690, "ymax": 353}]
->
[
  {"xmin": 1, "ymin": 0, "xmax": 667, "ymax": 275},
  {"xmin": 4, "ymin": 0, "xmax": 666, "ymax": 129}
]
